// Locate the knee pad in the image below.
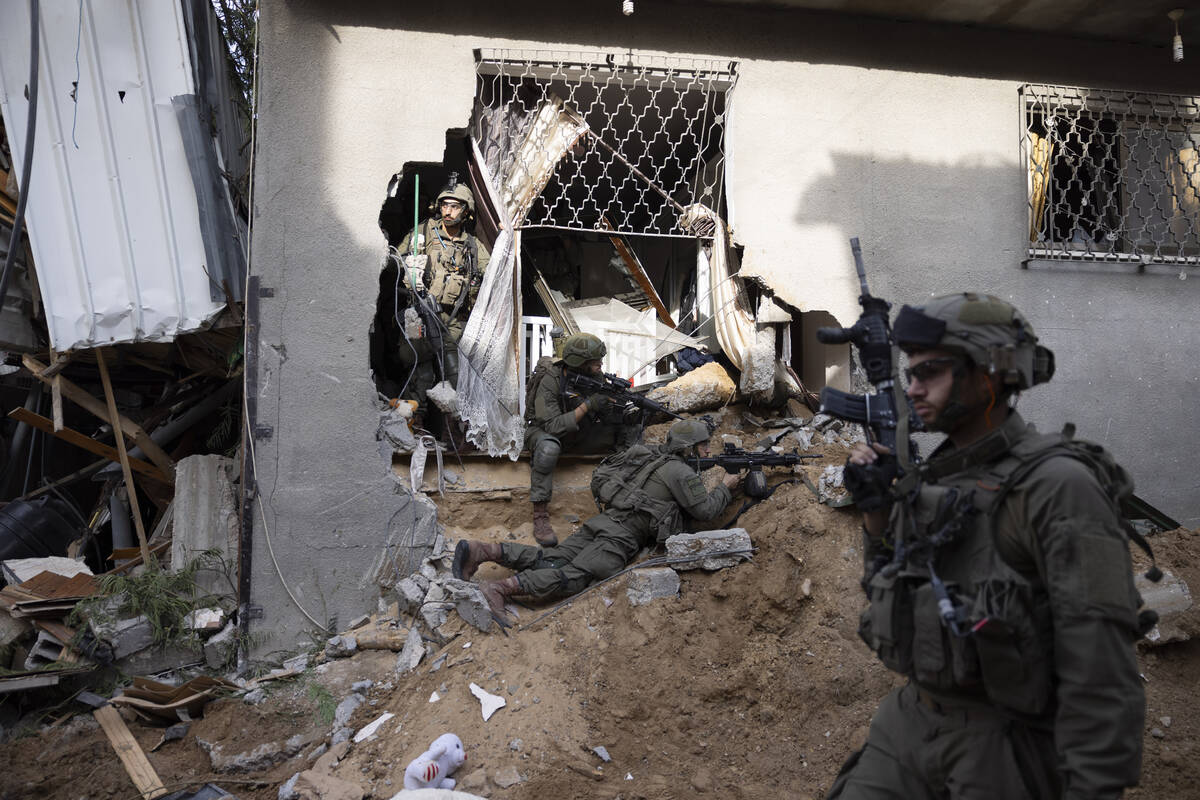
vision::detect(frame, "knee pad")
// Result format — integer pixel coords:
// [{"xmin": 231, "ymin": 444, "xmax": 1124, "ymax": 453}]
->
[{"xmin": 531, "ymin": 439, "xmax": 562, "ymax": 472}]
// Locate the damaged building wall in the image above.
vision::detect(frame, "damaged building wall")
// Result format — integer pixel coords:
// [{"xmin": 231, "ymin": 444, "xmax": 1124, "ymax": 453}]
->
[{"xmin": 251, "ymin": 0, "xmax": 1200, "ymax": 648}]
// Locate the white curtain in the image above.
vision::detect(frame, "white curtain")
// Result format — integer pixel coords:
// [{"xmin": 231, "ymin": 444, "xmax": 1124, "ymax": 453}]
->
[{"xmin": 457, "ymin": 98, "xmax": 590, "ymax": 458}]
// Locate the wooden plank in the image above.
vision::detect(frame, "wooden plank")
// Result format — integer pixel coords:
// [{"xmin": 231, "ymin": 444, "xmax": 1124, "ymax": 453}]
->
[
  {"xmin": 22, "ymin": 354, "xmax": 175, "ymax": 480},
  {"xmin": 601, "ymin": 217, "xmax": 676, "ymax": 328},
  {"xmin": 7, "ymin": 409, "xmax": 168, "ymax": 484},
  {"xmin": 96, "ymin": 348, "xmax": 151, "ymax": 565},
  {"xmin": 93, "ymin": 705, "xmax": 168, "ymax": 799},
  {"xmin": 50, "ymin": 375, "xmax": 63, "ymax": 432}
]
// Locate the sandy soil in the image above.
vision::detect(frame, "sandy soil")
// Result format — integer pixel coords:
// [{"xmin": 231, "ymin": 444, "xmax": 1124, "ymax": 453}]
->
[{"xmin": 2, "ymin": 409, "xmax": 1198, "ymax": 799}]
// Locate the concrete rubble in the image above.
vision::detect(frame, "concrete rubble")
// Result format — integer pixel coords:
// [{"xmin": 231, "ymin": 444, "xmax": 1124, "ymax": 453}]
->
[
  {"xmin": 624, "ymin": 568, "xmax": 681, "ymax": 606},
  {"xmin": 665, "ymin": 529, "xmax": 753, "ymax": 571},
  {"xmin": 1137, "ymin": 569, "xmax": 1194, "ymax": 645},
  {"xmin": 646, "ymin": 361, "xmax": 736, "ymax": 413},
  {"xmin": 170, "ymin": 454, "xmax": 239, "ymax": 599}
]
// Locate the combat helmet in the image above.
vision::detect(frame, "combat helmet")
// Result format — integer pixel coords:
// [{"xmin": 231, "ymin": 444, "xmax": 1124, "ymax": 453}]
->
[
  {"xmin": 561, "ymin": 333, "xmax": 606, "ymax": 369},
  {"xmin": 893, "ymin": 293, "xmax": 1055, "ymax": 390},
  {"xmin": 665, "ymin": 419, "xmax": 712, "ymax": 453},
  {"xmin": 437, "ymin": 178, "xmax": 475, "ymax": 216}
]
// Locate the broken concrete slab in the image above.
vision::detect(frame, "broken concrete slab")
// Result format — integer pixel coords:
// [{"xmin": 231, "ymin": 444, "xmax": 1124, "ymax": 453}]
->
[
  {"xmin": 171, "ymin": 454, "xmax": 239, "ymax": 599},
  {"xmin": 739, "ymin": 328, "xmax": 776, "ymax": 394},
  {"xmin": 200, "ymin": 731, "xmax": 318, "ymax": 773},
  {"xmin": 333, "ymin": 693, "xmax": 364, "ymax": 730},
  {"xmin": 420, "ymin": 602, "xmax": 454, "ymax": 631},
  {"xmin": 395, "ymin": 628, "xmax": 425, "ymax": 674},
  {"xmin": 442, "ymin": 579, "xmax": 494, "ymax": 633},
  {"xmin": 427, "ymin": 381, "xmax": 459, "ymax": 417},
  {"xmin": 665, "ymin": 529, "xmax": 753, "ymax": 570},
  {"xmin": 185, "ymin": 607, "xmax": 226, "ymax": 632},
  {"xmin": 378, "ymin": 405, "xmax": 418, "ymax": 454},
  {"xmin": 624, "ymin": 568, "xmax": 680, "ymax": 606},
  {"xmin": 204, "ymin": 622, "xmax": 238, "ymax": 670},
  {"xmin": 1137, "ymin": 570, "xmax": 1194, "ymax": 645},
  {"xmin": 325, "ymin": 634, "xmax": 358, "ymax": 659},
  {"xmin": 90, "ymin": 614, "xmax": 155, "ymax": 660},
  {"xmin": 395, "ymin": 576, "xmax": 427, "ymax": 616},
  {"xmin": 645, "ymin": 361, "xmax": 736, "ymax": 414}
]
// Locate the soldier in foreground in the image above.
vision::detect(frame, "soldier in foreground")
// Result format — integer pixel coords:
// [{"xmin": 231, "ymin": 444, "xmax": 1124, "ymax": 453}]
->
[
  {"xmin": 523, "ymin": 332, "xmax": 641, "ymax": 546},
  {"xmin": 454, "ymin": 419, "xmax": 742, "ymax": 621},
  {"xmin": 829, "ymin": 293, "xmax": 1147, "ymax": 800}
]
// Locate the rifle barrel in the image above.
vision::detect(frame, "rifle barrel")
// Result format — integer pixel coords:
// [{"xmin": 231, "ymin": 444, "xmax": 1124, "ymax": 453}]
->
[{"xmin": 849, "ymin": 236, "xmax": 870, "ymax": 297}]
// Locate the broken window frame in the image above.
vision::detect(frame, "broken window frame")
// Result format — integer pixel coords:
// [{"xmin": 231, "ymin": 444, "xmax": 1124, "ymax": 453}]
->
[{"xmin": 1022, "ymin": 83, "xmax": 1200, "ymax": 267}]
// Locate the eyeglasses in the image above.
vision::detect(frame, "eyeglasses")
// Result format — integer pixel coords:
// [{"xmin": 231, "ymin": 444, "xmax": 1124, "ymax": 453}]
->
[
  {"xmin": 903, "ymin": 357, "xmax": 959, "ymax": 384},
  {"xmin": 440, "ymin": 200, "xmax": 464, "ymax": 211}
]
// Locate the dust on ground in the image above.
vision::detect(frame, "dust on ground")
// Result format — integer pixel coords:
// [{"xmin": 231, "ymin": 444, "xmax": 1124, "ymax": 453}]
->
[{"xmin": 2, "ymin": 408, "xmax": 1199, "ymax": 799}]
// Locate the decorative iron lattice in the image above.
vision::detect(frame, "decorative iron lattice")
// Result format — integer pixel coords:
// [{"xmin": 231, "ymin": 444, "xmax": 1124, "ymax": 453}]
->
[
  {"xmin": 1022, "ymin": 84, "xmax": 1200, "ymax": 265},
  {"xmin": 474, "ymin": 50, "xmax": 737, "ymax": 239}
]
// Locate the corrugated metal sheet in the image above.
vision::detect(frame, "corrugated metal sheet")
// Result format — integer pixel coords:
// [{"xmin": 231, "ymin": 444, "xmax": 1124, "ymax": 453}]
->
[{"xmin": 0, "ymin": 0, "xmax": 247, "ymax": 351}]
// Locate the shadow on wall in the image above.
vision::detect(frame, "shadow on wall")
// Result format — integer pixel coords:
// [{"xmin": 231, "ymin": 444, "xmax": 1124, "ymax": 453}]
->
[{"xmin": 316, "ymin": 0, "xmax": 1200, "ymax": 92}]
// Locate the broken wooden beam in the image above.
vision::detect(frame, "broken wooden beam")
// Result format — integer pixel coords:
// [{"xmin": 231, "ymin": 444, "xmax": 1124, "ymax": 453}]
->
[
  {"xmin": 7, "ymin": 408, "xmax": 169, "ymax": 485},
  {"xmin": 601, "ymin": 216, "xmax": 676, "ymax": 328},
  {"xmin": 96, "ymin": 348, "xmax": 151, "ymax": 565},
  {"xmin": 22, "ymin": 354, "xmax": 175, "ymax": 480},
  {"xmin": 93, "ymin": 705, "xmax": 168, "ymax": 799}
]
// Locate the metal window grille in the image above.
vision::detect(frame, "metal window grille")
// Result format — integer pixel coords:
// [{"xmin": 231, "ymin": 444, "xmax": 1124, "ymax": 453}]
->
[
  {"xmin": 474, "ymin": 50, "xmax": 737, "ymax": 239},
  {"xmin": 1022, "ymin": 84, "xmax": 1200, "ymax": 265}
]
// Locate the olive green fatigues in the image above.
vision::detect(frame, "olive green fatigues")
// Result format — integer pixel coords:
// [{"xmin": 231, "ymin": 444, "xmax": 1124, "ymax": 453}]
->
[
  {"xmin": 498, "ymin": 451, "xmax": 731, "ymax": 598},
  {"xmin": 830, "ymin": 412, "xmax": 1144, "ymax": 800},
  {"xmin": 392, "ymin": 219, "xmax": 490, "ymax": 408},
  {"xmin": 524, "ymin": 362, "xmax": 640, "ymax": 503}
]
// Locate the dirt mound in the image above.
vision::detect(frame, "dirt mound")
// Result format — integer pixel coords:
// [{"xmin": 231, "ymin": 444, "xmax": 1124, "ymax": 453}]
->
[{"xmin": 3, "ymin": 425, "xmax": 1199, "ymax": 799}]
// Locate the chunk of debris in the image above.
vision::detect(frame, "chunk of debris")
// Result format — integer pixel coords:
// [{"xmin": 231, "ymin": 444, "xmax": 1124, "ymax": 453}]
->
[
  {"xmin": 353, "ymin": 712, "xmax": 395, "ymax": 743},
  {"xmin": 427, "ymin": 380, "xmax": 459, "ymax": 416},
  {"xmin": 325, "ymin": 634, "xmax": 358, "ymax": 659},
  {"xmin": 200, "ymin": 732, "xmax": 317, "ymax": 773},
  {"xmin": 442, "ymin": 578, "xmax": 494, "ymax": 632},
  {"xmin": 1137, "ymin": 570, "xmax": 1193, "ymax": 645},
  {"xmin": 333, "ymin": 693, "xmax": 364, "ymax": 730},
  {"xmin": 469, "ymin": 682, "xmax": 506, "ymax": 721},
  {"xmin": 394, "ymin": 576, "xmax": 427, "ymax": 616},
  {"xmin": 0, "ymin": 556, "xmax": 92, "ymax": 585},
  {"xmin": 817, "ymin": 464, "xmax": 848, "ymax": 505},
  {"xmin": 645, "ymin": 361, "xmax": 736, "ymax": 413},
  {"xmin": 293, "ymin": 770, "xmax": 364, "ymax": 800},
  {"xmin": 494, "ymin": 766, "xmax": 524, "ymax": 788},
  {"xmin": 665, "ymin": 529, "xmax": 753, "ymax": 571},
  {"xmin": 378, "ymin": 405, "xmax": 418, "ymax": 453},
  {"xmin": 395, "ymin": 627, "xmax": 426, "ymax": 674},
  {"xmin": 739, "ymin": 328, "xmax": 776, "ymax": 394},
  {"xmin": 170, "ymin": 454, "xmax": 239, "ymax": 599},
  {"xmin": 204, "ymin": 622, "xmax": 238, "ymax": 670},
  {"xmin": 592, "ymin": 745, "xmax": 612, "ymax": 762},
  {"xmin": 624, "ymin": 568, "xmax": 680, "ymax": 606},
  {"xmin": 184, "ymin": 607, "xmax": 226, "ymax": 632}
]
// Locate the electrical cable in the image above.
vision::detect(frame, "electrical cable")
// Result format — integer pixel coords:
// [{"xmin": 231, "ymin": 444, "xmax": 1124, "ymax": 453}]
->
[{"xmin": 0, "ymin": 0, "xmax": 40, "ymax": 327}]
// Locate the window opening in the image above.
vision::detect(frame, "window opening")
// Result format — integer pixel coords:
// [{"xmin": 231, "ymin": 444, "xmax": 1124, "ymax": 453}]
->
[{"xmin": 1023, "ymin": 84, "xmax": 1200, "ymax": 266}]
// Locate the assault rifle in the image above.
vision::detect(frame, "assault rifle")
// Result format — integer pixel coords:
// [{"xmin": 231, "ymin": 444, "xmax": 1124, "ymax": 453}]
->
[
  {"xmin": 815, "ymin": 238, "xmax": 920, "ymax": 468},
  {"xmin": 692, "ymin": 442, "xmax": 820, "ymax": 499},
  {"xmin": 567, "ymin": 371, "xmax": 683, "ymax": 421}
]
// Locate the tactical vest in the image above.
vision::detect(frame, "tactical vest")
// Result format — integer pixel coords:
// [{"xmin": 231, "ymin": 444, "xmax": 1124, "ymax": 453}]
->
[
  {"xmin": 858, "ymin": 423, "xmax": 1146, "ymax": 717},
  {"xmin": 590, "ymin": 444, "xmax": 684, "ymax": 543},
  {"xmin": 419, "ymin": 219, "xmax": 481, "ymax": 313}
]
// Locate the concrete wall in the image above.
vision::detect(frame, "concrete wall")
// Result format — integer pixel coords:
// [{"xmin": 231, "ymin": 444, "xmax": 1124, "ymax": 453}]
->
[{"xmin": 250, "ymin": 0, "xmax": 1200, "ymax": 650}]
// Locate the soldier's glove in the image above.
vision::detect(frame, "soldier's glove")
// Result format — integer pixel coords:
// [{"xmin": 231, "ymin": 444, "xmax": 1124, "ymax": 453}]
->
[
  {"xmin": 585, "ymin": 393, "xmax": 614, "ymax": 416},
  {"xmin": 844, "ymin": 454, "xmax": 898, "ymax": 513}
]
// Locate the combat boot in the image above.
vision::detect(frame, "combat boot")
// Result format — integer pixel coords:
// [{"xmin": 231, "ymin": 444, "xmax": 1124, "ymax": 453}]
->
[
  {"xmin": 531, "ymin": 501, "xmax": 558, "ymax": 547},
  {"xmin": 452, "ymin": 540, "xmax": 502, "ymax": 581},
  {"xmin": 479, "ymin": 575, "xmax": 523, "ymax": 625}
]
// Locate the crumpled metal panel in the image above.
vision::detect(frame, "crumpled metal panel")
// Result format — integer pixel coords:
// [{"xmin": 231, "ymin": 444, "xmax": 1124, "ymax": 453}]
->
[{"xmin": 0, "ymin": 0, "xmax": 245, "ymax": 350}]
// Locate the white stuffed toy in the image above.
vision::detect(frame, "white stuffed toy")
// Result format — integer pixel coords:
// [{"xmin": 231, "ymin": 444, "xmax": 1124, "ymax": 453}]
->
[{"xmin": 403, "ymin": 732, "xmax": 467, "ymax": 790}]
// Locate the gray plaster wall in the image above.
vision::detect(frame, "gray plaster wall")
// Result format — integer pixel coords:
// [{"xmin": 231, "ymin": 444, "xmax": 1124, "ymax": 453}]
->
[{"xmin": 251, "ymin": 0, "xmax": 1200, "ymax": 651}]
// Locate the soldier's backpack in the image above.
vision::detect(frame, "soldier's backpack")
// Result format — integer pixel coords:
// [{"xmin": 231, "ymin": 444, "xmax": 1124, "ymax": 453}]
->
[
  {"xmin": 590, "ymin": 444, "xmax": 683, "ymax": 542},
  {"xmin": 524, "ymin": 356, "xmax": 557, "ymax": 423},
  {"xmin": 995, "ymin": 424, "xmax": 1162, "ymax": 585}
]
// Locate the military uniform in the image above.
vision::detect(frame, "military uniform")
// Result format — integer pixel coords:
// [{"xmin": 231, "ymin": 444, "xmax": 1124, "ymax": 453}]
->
[
  {"xmin": 496, "ymin": 444, "xmax": 731, "ymax": 598},
  {"xmin": 524, "ymin": 361, "xmax": 641, "ymax": 504},
  {"xmin": 393, "ymin": 217, "xmax": 490, "ymax": 405},
  {"xmin": 830, "ymin": 411, "xmax": 1144, "ymax": 800}
]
